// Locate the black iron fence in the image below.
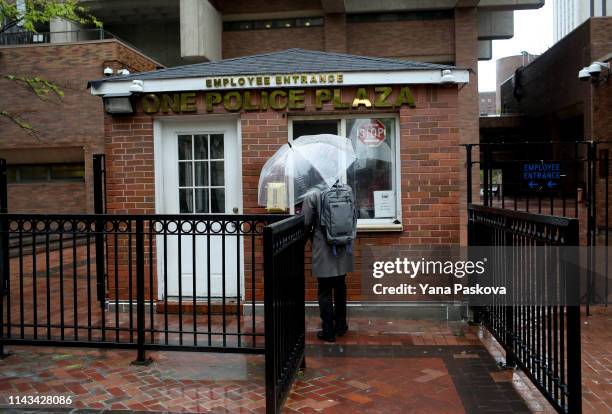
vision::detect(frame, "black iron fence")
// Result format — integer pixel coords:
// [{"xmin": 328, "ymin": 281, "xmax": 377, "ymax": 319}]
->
[
  {"xmin": 468, "ymin": 205, "xmax": 582, "ymax": 414},
  {"xmin": 465, "ymin": 141, "xmax": 610, "ymax": 310},
  {"xmin": 0, "ymin": 214, "xmax": 289, "ymax": 355},
  {"xmin": 0, "ymin": 212, "xmax": 306, "ymax": 412},
  {"xmin": 264, "ymin": 214, "xmax": 306, "ymax": 414},
  {"xmin": 0, "ymin": 29, "xmax": 141, "ymax": 53}
]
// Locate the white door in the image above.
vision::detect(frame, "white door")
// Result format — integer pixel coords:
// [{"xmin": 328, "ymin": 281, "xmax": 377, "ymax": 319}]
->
[{"xmin": 157, "ymin": 119, "xmax": 241, "ymax": 299}]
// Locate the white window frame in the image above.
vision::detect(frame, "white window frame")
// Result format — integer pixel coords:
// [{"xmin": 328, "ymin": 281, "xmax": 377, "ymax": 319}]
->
[{"xmin": 288, "ymin": 114, "xmax": 403, "ymax": 232}]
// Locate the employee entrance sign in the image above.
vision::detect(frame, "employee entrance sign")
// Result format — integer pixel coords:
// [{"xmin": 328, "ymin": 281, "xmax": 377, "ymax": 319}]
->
[{"xmin": 522, "ymin": 162, "xmax": 562, "ymax": 191}]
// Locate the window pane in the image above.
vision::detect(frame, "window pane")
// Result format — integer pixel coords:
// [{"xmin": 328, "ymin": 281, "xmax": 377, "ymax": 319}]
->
[
  {"xmin": 195, "ymin": 188, "xmax": 209, "ymax": 213},
  {"xmin": 210, "ymin": 134, "xmax": 224, "ymax": 159},
  {"xmin": 178, "ymin": 162, "xmax": 193, "ymax": 187},
  {"xmin": 346, "ymin": 118, "xmax": 396, "ymax": 219},
  {"xmin": 194, "ymin": 161, "xmax": 208, "ymax": 187},
  {"xmin": 211, "ymin": 188, "xmax": 225, "ymax": 213},
  {"xmin": 194, "ymin": 134, "xmax": 208, "ymax": 159},
  {"xmin": 179, "ymin": 189, "xmax": 193, "ymax": 213},
  {"xmin": 178, "ymin": 135, "xmax": 192, "ymax": 160},
  {"xmin": 50, "ymin": 164, "xmax": 84, "ymax": 180},
  {"xmin": 7, "ymin": 167, "xmax": 17, "ymax": 183},
  {"xmin": 210, "ymin": 161, "xmax": 224, "ymax": 186},
  {"xmin": 19, "ymin": 165, "xmax": 48, "ymax": 182}
]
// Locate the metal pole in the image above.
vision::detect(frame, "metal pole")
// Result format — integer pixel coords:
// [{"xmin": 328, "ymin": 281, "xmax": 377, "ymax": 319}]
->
[
  {"xmin": 466, "ymin": 144, "xmax": 473, "ymax": 206},
  {"xmin": 504, "ymin": 225, "xmax": 516, "ymax": 368},
  {"xmin": 132, "ymin": 218, "xmax": 151, "ymax": 365},
  {"xmin": 93, "ymin": 155, "xmax": 106, "ymax": 305},
  {"xmin": 483, "ymin": 146, "xmax": 491, "ymax": 207},
  {"xmin": 566, "ymin": 220, "xmax": 582, "ymax": 413},
  {"xmin": 0, "ymin": 159, "xmax": 8, "ymax": 358}
]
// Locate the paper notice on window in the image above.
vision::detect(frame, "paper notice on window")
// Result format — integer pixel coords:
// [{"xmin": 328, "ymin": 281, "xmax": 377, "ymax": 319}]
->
[{"xmin": 374, "ymin": 191, "xmax": 395, "ymax": 218}]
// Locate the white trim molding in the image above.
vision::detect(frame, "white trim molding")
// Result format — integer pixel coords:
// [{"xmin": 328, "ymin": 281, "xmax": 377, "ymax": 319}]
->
[{"xmin": 90, "ymin": 69, "xmax": 470, "ymax": 96}]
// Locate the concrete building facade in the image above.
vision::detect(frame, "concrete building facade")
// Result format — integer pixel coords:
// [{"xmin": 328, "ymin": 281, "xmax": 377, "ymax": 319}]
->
[{"xmin": 554, "ymin": 0, "xmax": 611, "ymax": 43}]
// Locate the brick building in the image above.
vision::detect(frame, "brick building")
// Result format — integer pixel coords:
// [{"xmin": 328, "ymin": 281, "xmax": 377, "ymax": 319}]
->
[
  {"xmin": 91, "ymin": 49, "xmax": 469, "ymax": 301},
  {"xmin": 0, "ymin": 0, "xmax": 545, "ymax": 302},
  {"xmin": 0, "ymin": 39, "xmax": 161, "ymax": 213}
]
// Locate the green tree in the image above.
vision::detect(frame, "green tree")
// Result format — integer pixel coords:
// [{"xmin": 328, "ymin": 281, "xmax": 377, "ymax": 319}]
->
[{"xmin": 0, "ymin": 0, "xmax": 101, "ymax": 131}]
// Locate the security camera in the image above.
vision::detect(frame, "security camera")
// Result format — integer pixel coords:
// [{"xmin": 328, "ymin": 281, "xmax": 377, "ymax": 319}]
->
[
  {"xmin": 588, "ymin": 62, "xmax": 610, "ymax": 76},
  {"xmin": 118, "ymin": 69, "xmax": 130, "ymax": 76},
  {"xmin": 588, "ymin": 63, "xmax": 603, "ymax": 76},
  {"xmin": 440, "ymin": 69, "xmax": 456, "ymax": 86},
  {"xmin": 578, "ymin": 67, "xmax": 591, "ymax": 81},
  {"xmin": 103, "ymin": 67, "xmax": 114, "ymax": 77}
]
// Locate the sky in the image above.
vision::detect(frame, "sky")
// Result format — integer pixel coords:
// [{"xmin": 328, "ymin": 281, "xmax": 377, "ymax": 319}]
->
[{"xmin": 478, "ymin": 0, "xmax": 554, "ymax": 92}]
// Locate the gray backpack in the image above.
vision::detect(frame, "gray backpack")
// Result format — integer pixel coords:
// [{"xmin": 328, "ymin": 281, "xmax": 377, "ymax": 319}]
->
[{"xmin": 319, "ymin": 182, "xmax": 357, "ymax": 255}]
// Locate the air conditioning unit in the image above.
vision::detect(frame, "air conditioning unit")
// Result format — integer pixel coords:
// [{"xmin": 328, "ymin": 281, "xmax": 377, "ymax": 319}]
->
[{"xmin": 266, "ymin": 182, "xmax": 287, "ymax": 213}]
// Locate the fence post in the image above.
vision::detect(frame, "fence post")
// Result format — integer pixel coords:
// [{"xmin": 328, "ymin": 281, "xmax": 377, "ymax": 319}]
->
[
  {"xmin": 0, "ymin": 158, "xmax": 7, "ymax": 294},
  {"xmin": 0, "ymin": 159, "xmax": 8, "ymax": 358},
  {"xmin": 466, "ymin": 144, "xmax": 473, "ymax": 206},
  {"xmin": 483, "ymin": 145, "xmax": 491, "ymax": 207},
  {"xmin": 263, "ymin": 225, "xmax": 277, "ymax": 414},
  {"xmin": 565, "ymin": 220, "xmax": 582, "ymax": 414},
  {"xmin": 503, "ymin": 220, "xmax": 516, "ymax": 368},
  {"xmin": 583, "ymin": 142, "xmax": 598, "ymax": 315},
  {"xmin": 132, "ymin": 218, "xmax": 151, "ymax": 365},
  {"xmin": 93, "ymin": 155, "xmax": 106, "ymax": 305}
]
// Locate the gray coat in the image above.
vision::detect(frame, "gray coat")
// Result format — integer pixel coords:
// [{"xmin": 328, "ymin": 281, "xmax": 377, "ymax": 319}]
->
[{"xmin": 302, "ymin": 190, "xmax": 355, "ymax": 278}]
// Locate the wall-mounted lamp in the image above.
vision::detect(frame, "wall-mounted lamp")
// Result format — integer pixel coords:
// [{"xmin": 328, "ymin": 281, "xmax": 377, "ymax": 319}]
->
[
  {"xmin": 440, "ymin": 69, "xmax": 456, "ymax": 86},
  {"xmin": 578, "ymin": 61, "xmax": 610, "ymax": 85},
  {"xmin": 103, "ymin": 93, "xmax": 134, "ymax": 114},
  {"xmin": 129, "ymin": 80, "xmax": 144, "ymax": 93}
]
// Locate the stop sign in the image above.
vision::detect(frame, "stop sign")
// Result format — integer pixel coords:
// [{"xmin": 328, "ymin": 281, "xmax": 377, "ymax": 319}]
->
[{"xmin": 357, "ymin": 119, "xmax": 386, "ymax": 147}]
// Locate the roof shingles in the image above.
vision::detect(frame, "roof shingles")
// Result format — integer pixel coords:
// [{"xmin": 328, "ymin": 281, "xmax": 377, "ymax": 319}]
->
[{"xmin": 97, "ymin": 48, "xmax": 455, "ymax": 83}]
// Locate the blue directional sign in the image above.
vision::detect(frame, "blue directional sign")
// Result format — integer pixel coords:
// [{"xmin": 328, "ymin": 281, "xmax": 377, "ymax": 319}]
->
[{"xmin": 522, "ymin": 162, "xmax": 562, "ymax": 191}]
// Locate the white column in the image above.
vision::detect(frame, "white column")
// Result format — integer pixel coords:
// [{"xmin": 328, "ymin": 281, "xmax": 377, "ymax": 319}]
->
[
  {"xmin": 49, "ymin": 18, "xmax": 81, "ymax": 43},
  {"xmin": 180, "ymin": 0, "xmax": 222, "ymax": 62}
]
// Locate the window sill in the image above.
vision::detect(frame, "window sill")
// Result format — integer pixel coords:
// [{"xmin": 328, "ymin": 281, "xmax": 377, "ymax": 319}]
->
[{"xmin": 357, "ymin": 222, "xmax": 403, "ymax": 232}]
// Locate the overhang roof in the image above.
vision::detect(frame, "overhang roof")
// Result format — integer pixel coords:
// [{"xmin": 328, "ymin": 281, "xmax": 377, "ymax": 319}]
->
[
  {"xmin": 90, "ymin": 48, "xmax": 468, "ymax": 95},
  {"xmin": 95, "ymin": 48, "xmax": 456, "ymax": 83}
]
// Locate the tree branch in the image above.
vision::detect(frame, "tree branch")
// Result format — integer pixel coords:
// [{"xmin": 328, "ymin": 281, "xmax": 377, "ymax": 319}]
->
[
  {"xmin": 0, "ymin": 110, "xmax": 37, "ymax": 133},
  {"xmin": 2, "ymin": 75, "xmax": 64, "ymax": 100}
]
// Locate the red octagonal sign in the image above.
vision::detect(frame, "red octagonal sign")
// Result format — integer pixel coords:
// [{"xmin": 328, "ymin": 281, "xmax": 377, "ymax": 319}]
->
[{"xmin": 357, "ymin": 119, "xmax": 386, "ymax": 147}]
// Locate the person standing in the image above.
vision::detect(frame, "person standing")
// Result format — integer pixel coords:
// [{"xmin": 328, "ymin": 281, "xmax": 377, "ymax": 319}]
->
[{"xmin": 302, "ymin": 185, "xmax": 356, "ymax": 342}]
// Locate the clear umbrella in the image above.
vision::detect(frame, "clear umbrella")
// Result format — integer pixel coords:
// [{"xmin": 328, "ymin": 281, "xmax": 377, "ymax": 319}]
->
[{"xmin": 258, "ymin": 134, "xmax": 357, "ymax": 209}]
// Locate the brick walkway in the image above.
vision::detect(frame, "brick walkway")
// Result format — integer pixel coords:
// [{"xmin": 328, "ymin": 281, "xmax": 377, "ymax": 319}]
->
[
  {"xmin": 0, "ymin": 242, "xmax": 610, "ymax": 413},
  {"xmin": 0, "ymin": 309, "xmax": 610, "ymax": 413},
  {"xmin": 480, "ymin": 306, "xmax": 612, "ymax": 414},
  {"xmin": 0, "ymin": 314, "xmax": 528, "ymax": 414}
]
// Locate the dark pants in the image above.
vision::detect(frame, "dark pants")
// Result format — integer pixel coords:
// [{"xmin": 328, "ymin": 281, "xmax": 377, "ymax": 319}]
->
[{"xmin": 317, "ymin": 275, "xmax": 347, "ymax": 335}]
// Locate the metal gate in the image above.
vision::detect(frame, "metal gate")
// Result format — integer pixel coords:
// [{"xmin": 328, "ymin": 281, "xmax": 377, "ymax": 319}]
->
[
  {"xmin": 465, "ymin": 141, "xmax": 610, "ymax": 309},
  {"xmin": 468, "ymin": 205, "xmax": 582, "ymax": 414},
  {"xmin": 0, "ymin": 157, "xmax": 306, "ymax": 414},
  {"xmin": 464, "ymin": 141, "xmax": 612, "ymax": 414}
]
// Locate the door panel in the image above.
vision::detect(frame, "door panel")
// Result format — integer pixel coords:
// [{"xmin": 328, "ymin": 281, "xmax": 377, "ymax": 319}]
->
[{"xmin": 157, "ymin": 120, "xmax": 240, "ymax": 299}]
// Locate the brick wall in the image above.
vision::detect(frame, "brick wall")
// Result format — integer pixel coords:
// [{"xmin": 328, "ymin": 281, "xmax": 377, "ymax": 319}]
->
[
  {"xmin": 324, "ymin": 14, "xmax": 347, "ymax": 53},
  {"xmin": 105, "ymin": 85, "xmax": 461, "ymax": 302},
  {"xmin": 454, "ymin": 8, "xmax": 480, "ymax": 245},
  {"xmin": 222, "ymin": 12, "xmax": 456, "ymax": 63},
  {"xmin": 8, "ymin": 182, "xmax": 86, "ymax": 213},
  {"xmin": 346, "ymin": 19, "xmax": 455, "ymax": 62},
  {"xmin": 0, "ymin": 40, "xmax": 160, "ymax": 213},
  {"xmin": 222, "ymin": 27, "xmax": 325, "ymax": 59}
]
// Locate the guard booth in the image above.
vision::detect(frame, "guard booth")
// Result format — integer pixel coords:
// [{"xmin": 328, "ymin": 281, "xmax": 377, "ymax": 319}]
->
[
  {"xmin": 0, "ymin": 49, "xmax": 470, "ymax": 413},
  {"xmin": 89, "ymin": 48, "xmax": 470, "ymax": 306}
]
